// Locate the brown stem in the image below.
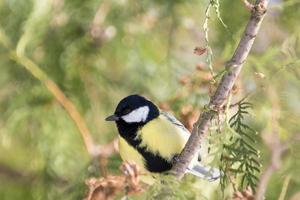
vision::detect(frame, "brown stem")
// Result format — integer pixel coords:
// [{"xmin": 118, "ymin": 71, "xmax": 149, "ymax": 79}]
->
[
  {"xmin": 241, "ymin": 0, "xmax": 255, "ymax": 10},
  {"xmin": 255, "ymin": 87, "xmax": 287, "ymax": 200},
  {"xmin": 0, "ymin": 28, "xmax": 118, "ymax": 160},
  {"xmin": 171, "ymin": 0, "xmax": 269, "ymax": 179},
  {"xmin": 0, "ymin": 163, "xmax": 68, "ymax": 185},
  {"xmin": 10, "ymin": 53, "xmax": 96, "ymax": 156},
  {"xmin": 255, "ymin": 144, "xmax": 287, "ymax": 200}
]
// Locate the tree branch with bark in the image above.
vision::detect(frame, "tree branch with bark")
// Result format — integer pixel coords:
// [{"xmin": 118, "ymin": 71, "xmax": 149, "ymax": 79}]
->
[{"xmin": 172, "ymin": 0, "xmax": 270, "ymax": 179}]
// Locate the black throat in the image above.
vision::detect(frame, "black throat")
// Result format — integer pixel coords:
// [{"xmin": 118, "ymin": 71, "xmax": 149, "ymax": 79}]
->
[{"xmin": 116, "ymin": 102, "xmax": 159, "ymax": 140}]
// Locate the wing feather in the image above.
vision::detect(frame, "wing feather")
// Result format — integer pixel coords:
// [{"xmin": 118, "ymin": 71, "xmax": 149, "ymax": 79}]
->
[{"xmin": 160, "ymin": 112, "xmax": 190, "ymax": 134}]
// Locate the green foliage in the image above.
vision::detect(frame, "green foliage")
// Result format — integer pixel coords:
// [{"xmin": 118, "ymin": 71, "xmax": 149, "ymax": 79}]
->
[
  {"xmin": 221, "ymin": 101, "xmax": 261, "ymax": 192},
  {"xmin": 0, "ymin": 0, "xmax": 300, "ymax": 199},
  {"xmin": 144, "ymin": 175, "xmax": 210, "ymax": 200},
  {"xmin": 203, "ymin": 0, "xmax": 229, "ymax": 81}
]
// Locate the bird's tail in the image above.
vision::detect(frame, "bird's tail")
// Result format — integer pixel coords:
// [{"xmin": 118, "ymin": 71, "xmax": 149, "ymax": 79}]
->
[{"xmin": 186, "ymin": 163, "xmax": 221, "ymax": 182}]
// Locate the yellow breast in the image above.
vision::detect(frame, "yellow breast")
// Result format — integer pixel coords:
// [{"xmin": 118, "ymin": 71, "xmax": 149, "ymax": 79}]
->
[
  {"xmin": 138, "ymin": 114, "xmax": 189, "ymax": 160},
  {"xmin": 118, "ymin": 136, "xmax": 155, "ymax": 184},
  {"xmin": 118, "ymin": 136, "xmax": 145, "ymax": 169},
  {"xmin": 117, "ymin": 114, "xmax": 191, "ymax": 184}
]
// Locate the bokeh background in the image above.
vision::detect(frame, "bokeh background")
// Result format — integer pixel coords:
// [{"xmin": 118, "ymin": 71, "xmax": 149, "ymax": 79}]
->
[{"xmin": 0, "ymin": 0, "xmax": 299, "ymax": 199}]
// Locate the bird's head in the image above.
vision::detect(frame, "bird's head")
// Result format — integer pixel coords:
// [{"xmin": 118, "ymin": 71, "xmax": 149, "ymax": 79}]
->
[{"xmin": 105, "ymin": 94, "xmax": 159, "ymax": 127}]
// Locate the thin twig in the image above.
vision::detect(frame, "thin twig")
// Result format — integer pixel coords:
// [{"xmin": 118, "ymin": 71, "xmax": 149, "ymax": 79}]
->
[
  {"xmin": 11, "ymin": 53, "xmax": 118, "ymax": 159},
  {"xmin": 255, "ymin": 137, "xmax": 287, "ymax": 200},
  {"xmin": 10, "ymin": 52, "xmax": 96, "ymax": 156},
  {"xmin": 171, "ymin": 0, "xmax": 269, "ymax": 179},
  {"xmin": 0, "ymin": 162, "xmax": 68, "ymax": 185},
  {"xmin": 90, "ymin": 0, "xmax": 111, "ymax": 42},
  {"xmin": 241, "ymin": 0, "xmax": 255, "ymax": 10},
  {"xmin": 203, "ymin": 2, "xmax": 214, "ymax": 78},
  {"xmin": 229, "ymin": 93, "xmax": 251, "ymax": 108},
  {"xmin": 255, "ymin": 87, "xmax": 287, "ymax": 200},
  {"xmin": 278, "ymin": 174, "xmax": 291, "ymax": 200},
  {"xmin": 1, "ymin": 22, "xmax": 120, "ymax": 159},
  {"xmin": 0, "ymin": 27, "xmax": 112, "ymax": 158}
]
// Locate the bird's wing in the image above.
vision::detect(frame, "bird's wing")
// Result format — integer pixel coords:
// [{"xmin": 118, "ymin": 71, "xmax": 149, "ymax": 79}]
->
[
  {"xmin": 160, "ymin": 111, "xmax": 190, "ymax": 134},
  {"xmin": 138, "ymin": 112, "xmax": 190, "ymax": 160},
  {"xmin": 160, "ymin": 112, "xmax": 202, "ymax": 161},
  {"xmin": 138, "ymin": 112, "xmax": 221, "ymax": 181},
  {"xmin": 161, "ymin": 112, "xmax": 221, "ymax": 181}
]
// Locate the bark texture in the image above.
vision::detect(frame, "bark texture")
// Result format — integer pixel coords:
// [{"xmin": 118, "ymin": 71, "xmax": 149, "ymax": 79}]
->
[{"xmin": 172, "ymin": 0, "xmax": 270, "ymax": 179}]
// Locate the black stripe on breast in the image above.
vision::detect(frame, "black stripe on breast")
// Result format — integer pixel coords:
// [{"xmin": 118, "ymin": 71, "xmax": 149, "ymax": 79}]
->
[
  {"xmin": 117, "ymin": 120, "xmax": 175, "ymax": 173},
  {"xmin": 137, "ymin": 145, "xmax": 173, "ymax": 172},
  {"xmin": 122, "ymin": 135, "xmax": 174, "ymax": 173}
]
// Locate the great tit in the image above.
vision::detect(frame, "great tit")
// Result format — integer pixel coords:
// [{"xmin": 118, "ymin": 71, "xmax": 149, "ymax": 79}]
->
[{"xmin": 106, "ymin": 94, "xmax": 220, "ymax": 184}]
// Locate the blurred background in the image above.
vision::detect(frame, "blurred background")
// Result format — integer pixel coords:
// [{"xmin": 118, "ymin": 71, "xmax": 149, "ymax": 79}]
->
[{"xmin": 0, "ymin": 0, "xmax": 299, "ymax": 199}]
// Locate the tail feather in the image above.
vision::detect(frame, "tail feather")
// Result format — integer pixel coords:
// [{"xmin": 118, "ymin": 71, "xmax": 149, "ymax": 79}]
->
[{"xmin": 186, "ymin": 163, "xmax": 221, "ymax": 182}]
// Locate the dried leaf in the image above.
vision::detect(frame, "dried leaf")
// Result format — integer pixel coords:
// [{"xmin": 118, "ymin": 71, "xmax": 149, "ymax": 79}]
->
[
  {"xmin": 84, "ymin": 162, "xmax": 143, "ymax": 200},
  {"xmin": 194, "ymin": 47, "xmax": 207, "ymax": 56},
  {"xmin": 180, "ymin": 104, "xmax": 193, "ymax": 115},
  {"xmin": 195, "ymin": 62, "xmax": 206, "ymax": 71},
  {"xmin": 180, "ymin": 108, "xmax": 200, "ymax": 132},
  {"xmin": 232, "ymin": 187, "xmax": 255, "ymax": 200},
  {"xmin": 158, "ymin": 102, "xmax": 171, "ymax": 111},
  {"xmin": 178, "ymin": 75, "xmax": 190, "ymax": 85},
  {"xmin": 231, "ymin": 84, "xmax": 240, "ymax": 94},
  {"xmin": 254, "ymin": 72, "xmax": 265, "ymax": 79}
]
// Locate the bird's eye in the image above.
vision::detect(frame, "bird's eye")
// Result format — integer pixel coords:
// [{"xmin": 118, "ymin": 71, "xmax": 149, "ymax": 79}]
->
[{"xmin": 122, "ymin": 108, "xmax": 131, "ymax": 115}]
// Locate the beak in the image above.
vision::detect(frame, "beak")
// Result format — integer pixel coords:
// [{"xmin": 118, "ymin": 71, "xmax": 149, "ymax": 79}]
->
[{"xmin": 105, "ymin": 114, "xmax": 119, "ymax": 121}]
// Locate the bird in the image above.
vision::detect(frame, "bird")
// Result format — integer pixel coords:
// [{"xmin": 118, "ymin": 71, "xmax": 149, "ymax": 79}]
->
[{"xmin": 105, "ymin": 94, "xmax": 220, "ymax": 184}]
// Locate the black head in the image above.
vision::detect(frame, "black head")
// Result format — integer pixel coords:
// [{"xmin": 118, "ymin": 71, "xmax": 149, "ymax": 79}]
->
[{"xmin": 105, "ymin": 94, "xmax": 159, "ymax": 126}]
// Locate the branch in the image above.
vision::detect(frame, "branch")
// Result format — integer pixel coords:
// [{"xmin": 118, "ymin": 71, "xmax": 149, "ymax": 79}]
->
[
  {"xmin": 0, "ymin": 163, "xmax": 35, "ymax": 183},
  {"xmin": 0, "ymin": 27, "xmax": 118, "ymax": 159},
  {"xmin": 0, "ymin": 162, "xmax": 67, "ymax": 185},
  {"xmin": 241, "ymin": 0, "xmax": 255, "ymax": 10},
  {"xmin": 10, "ymin": 52, "xmax": 97, "ymax": 156},
  {"xmin": 171, "ymin": 0, "xmax": 269, "ymax": 178},
  {"xmin": 255, "ymin": 87, "xmax": 287, "ymax": 200},
  {"xmin": 255, "ymin": 135, "xmax": 287, "ymax": 200}
]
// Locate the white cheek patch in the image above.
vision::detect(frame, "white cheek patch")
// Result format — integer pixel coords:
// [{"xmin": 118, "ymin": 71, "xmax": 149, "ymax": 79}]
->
[{"xmin": 122, "ymin": 106, "xmax": 149, "ymax": 123}]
